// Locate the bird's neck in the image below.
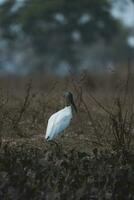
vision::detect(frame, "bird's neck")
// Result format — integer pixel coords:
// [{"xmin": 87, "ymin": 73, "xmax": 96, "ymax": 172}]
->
[
  {"xmin": 65, "ymin": 103, "xmax": 77, "ymax": 115},
  {"xmin": 66, "ymin": 98, "xmax": 70, "ymax": 106},
  {"xmin": 65, "ymin": 99, "xmax": 77, "ymax": 114},
  {"xmin": 71, "ymin": 103, "xmax": 77, "ymax": 114}
]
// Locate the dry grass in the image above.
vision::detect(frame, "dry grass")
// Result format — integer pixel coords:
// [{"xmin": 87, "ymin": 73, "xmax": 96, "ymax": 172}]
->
[{"xmin": 0, "ymin": 69, "xmax": 134, "ymax": 152}]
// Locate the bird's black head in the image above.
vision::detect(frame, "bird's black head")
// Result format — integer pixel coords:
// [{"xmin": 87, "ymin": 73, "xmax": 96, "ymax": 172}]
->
[{"xmin": 64, "ymin": 91, "xmax": 73, "ymax": 100}]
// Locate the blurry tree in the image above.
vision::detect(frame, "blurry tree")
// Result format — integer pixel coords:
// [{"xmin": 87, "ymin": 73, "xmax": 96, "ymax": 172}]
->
[{"xmin": 0, "ymin": 0, "xmax": 120, "ymax": 71}]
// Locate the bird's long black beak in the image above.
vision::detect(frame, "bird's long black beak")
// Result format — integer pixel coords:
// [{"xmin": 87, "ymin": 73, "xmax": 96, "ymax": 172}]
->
[{"xmin": 71, "ymin": 101, "xmax": 77, "ymax": 113}]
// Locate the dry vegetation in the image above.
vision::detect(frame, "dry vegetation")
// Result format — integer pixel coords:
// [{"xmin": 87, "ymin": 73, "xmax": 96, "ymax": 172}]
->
[{"xmin": 0, "ymin": 67, "xmax": 134, "ymax": 199}]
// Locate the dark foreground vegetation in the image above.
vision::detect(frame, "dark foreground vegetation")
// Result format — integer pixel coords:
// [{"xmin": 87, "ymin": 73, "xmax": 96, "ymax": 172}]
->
[
  {"xmin": 0, "ymin": 142, "xmax": 134, "ymax": 200},
  {"xmin": 0, "ymin": 68, "xmax": 134, "ymax": 199}
]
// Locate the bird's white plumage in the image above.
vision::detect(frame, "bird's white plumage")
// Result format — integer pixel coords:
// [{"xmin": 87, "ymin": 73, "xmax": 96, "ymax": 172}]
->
[{"xmin": 45, "ymin": 106, "xmax": 73, "ymax": 140}]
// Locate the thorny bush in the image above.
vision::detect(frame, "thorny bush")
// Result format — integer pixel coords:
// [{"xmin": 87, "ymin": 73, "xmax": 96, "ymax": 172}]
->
[{"xmin": 0, "ymin": 143, "xmax": 134, "ymax": 200}]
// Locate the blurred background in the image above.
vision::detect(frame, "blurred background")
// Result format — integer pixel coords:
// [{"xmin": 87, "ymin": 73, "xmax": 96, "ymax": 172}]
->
[{"xmin": 0, "ymin": 0, "xmax": 134, "ymax": 76}]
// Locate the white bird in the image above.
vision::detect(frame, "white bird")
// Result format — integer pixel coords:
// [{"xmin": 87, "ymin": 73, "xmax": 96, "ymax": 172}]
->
[{"xmin": 45, "ymin": 92, "xmax": 77, "ymax": 140}]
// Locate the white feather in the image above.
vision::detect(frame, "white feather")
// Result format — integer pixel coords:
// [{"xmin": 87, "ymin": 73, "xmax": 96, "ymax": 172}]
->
[{"xmin": 45, "ymin": 106, "xmax": 73, "ymax": 140}]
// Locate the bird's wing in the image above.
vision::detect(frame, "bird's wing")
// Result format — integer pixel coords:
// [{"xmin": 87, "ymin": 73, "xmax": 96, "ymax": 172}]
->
[
  {"xmin": 45, "ymin": 107, "xmax": 72, "ymax": 140},
  {"xmin": 45, "ymin": 112, "xmax": 57, "ymax": 140},
  {"xmin": 52, "ymin": 114, "xmax": 72, "ymax": 139}
]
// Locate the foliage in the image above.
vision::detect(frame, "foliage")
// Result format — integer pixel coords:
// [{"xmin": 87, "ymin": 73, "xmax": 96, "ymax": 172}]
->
[
  {"xmin": 0, "ymin": 0, "xmax": 120, "ymax": 69},
  {"xmin": 0, "ymin": 142, "xmax": 134, "ymax": 200}
]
